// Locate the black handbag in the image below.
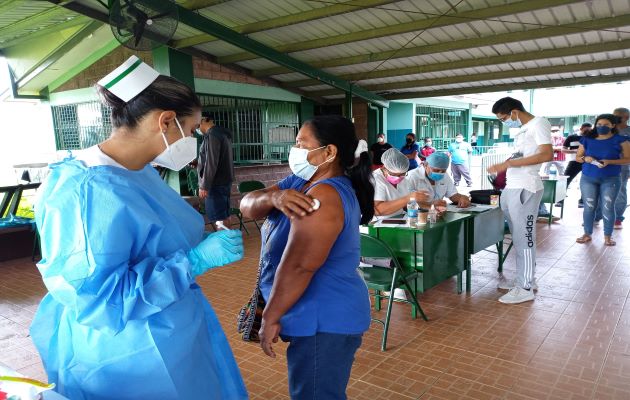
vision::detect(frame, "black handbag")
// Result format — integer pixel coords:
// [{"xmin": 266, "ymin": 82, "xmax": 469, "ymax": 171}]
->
[{"xmin": 469, "ymin": 189, "xmax": 501, "ymax": 205}]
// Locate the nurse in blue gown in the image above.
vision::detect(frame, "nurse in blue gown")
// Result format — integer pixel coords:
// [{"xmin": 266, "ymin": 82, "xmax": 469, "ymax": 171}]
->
[{"xmin": 30, "ymin": 56, "xmax": 248, "ymax": 400}]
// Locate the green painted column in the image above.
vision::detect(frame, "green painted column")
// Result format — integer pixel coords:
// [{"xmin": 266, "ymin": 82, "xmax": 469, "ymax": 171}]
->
[
  {"xmin": 344, "ymin": 90, "xmax": 353, "ymax": 119},
  {"xmin": 300, "ymin": 97, "xmax": 314, "ymax": 124},
  {"xmin": 151, "ymin": 46, "xmax": 195, "ymax": 194},
  {"xmin": 152, "ymin": 46, "xmax": 195, "ymax": 88}
]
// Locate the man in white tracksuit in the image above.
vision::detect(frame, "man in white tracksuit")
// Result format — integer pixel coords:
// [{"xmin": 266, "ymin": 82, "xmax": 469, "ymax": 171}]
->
[{"xmin": 488, "ymin": 97, "xmax": 553, "ymax": 304}]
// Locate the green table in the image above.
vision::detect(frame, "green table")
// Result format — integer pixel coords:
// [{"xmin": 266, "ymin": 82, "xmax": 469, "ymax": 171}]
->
[
  {"xmin": 540, "ymin": 177, "xmax": 567, "ymax": 225},
  {"xmin": 368, "ymin": 212, "xmax": 471, "ymax": 294},
  {"xmin": 456, "ymin": 206, "xmax": 505, "ymax": 292}
]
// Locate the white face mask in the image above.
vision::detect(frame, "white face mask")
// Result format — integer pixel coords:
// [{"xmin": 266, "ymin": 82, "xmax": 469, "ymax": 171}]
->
[
  {"xmin": 377, "ymin": 137, "xmax": 384, "ymax": 143},
  {"xmin": 288, "ymin": 146, "xmax": 333, "ymax": 181},
  {"xmin": 152, "ymin": 118, "xmax": 197, "ymax": 171}
]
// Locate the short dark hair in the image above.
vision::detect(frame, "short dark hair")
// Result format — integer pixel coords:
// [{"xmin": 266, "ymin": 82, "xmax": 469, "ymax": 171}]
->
[
  {"xmin": 492, "ymin": 97, "xmax": 526, "ymax": 115},
  {"xmin": 97, "ymin": 75, "xmax": 200, "ymax": 129},
  {"xmin": 581, "ymin": 122, "xmax": 592, "ymax": 128}
]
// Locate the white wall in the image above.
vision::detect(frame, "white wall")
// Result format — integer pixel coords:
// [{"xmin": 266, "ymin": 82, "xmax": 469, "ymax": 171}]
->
[{"xmin": 0, "ymin": 100, "xmax": 57, "ymax": 185}]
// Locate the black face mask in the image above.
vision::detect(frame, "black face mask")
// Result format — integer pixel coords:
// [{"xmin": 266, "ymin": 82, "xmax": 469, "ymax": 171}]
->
[{"xmin": 406, "ymin": 138, "xmax": 413, "ymax": 144}]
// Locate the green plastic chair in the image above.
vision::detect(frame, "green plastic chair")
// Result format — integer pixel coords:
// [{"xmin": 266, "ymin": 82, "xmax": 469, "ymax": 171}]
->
[
  {"xmin": 237, "ymin": 181, "xmax": 266, "ymax": 231},
  {"xmin": 359, "ymin": 233, "xmax": 428, "ymax": 351}
]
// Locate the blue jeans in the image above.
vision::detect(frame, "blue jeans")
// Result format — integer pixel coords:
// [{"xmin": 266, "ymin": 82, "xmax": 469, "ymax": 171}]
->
[
  {"xmin": 615, "ymin": 166, "xmax": 629, "ymax": 222},
  {"xmin": 281, "ymin": 332, "xmax": 362, "ymax": 400},
  {"xmin": 581, "ymin": 175, "xmax": 621, "ymax": 236}
]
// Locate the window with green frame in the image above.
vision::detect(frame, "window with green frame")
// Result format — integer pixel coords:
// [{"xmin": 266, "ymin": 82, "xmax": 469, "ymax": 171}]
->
[
  {"xmin": 51, "ymin": 95, "xmax": 301, "ymax": 165},
  {"xmin": 198, "ymin": 95, "xmax": 300, "ymax": 164},
  {"xmin": 415, "ymin": 105, "xmax": 469, "ymax": 150}
]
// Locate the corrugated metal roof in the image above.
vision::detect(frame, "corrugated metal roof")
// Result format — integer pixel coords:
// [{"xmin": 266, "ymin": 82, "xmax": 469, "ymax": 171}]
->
[{"xmin": 4, "ymin": 0, "xmax": 630, "ymax": 102}]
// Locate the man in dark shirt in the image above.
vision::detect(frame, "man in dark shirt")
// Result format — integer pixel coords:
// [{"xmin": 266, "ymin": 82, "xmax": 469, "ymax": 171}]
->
[
  {"xmin": 559, "ymin": 122, "xmax": 591, "ymax": 208},
  {"xmin": 197, "ymin": 114, "xmax": 235, "ymax": 227},
  {"xmin": 370, "ymin": 133, "xmax": 392, "ymax": 170}
]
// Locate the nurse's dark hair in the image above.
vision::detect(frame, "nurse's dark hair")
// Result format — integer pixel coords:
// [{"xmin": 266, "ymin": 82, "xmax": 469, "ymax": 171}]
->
[
  {"xmin": 583, "ymin": 113, "xmax": 619, "ymax": 138},
  {"xmin": 492, "ymin": 97, "xmax": 526, "ymax": 115},
  {"xmin": 303, "ymin": 115, "xmax": 375, "ymax": 224},
  {"xmin": 96, "ymin": 75, "xmax": 201, "ymax": 129}
]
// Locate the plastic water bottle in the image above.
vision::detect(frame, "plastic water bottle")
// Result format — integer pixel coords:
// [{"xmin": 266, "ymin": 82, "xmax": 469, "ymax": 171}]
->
[
  {"xmin": 428, "ymin": 204, "xmax": 437, "ymax": 224},
  {"xmin": 407, "ymin": 197, "xmax": 419, "ymax": 227},
  {"xmin": 549, "ymin": 164, "xmax": 557, "ymax": 180}
]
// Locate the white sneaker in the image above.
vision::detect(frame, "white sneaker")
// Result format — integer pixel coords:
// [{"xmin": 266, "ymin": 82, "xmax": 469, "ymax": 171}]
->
[
  {"xmin": 498, "ymin": 287, "xmax": 535, "ymax": 304},
  {"xmin": 497, "ymin": 277, "xmax": 538, "ymax": 291}
]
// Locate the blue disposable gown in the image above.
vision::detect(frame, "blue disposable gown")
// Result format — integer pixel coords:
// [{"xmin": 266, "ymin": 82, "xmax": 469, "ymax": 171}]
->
[{"xmin": 30, "ymin": 158, "xmax": 248, "ymax": 400}]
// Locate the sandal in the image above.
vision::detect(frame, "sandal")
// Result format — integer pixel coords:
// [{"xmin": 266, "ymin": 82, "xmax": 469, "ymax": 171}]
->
[
  {"xmin": 604, "ymin": 237, "xmax": 616, "ymax": 246},
  {"xmin": 576, "ymin": 235, "xmax": 592, "ymax": 244}
]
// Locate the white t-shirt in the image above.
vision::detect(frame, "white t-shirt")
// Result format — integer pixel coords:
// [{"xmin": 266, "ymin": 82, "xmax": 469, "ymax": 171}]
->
[
  {"xmin": 372, "ymin": 168, "xmax": 412, "ymax": 217},
  {"xmin": 506, "ymin": 117, "xmax": 552, "ymax": 193},
  {"xmin": 407, "ymin": 167, "xmax": 458, "ymax": 202}
]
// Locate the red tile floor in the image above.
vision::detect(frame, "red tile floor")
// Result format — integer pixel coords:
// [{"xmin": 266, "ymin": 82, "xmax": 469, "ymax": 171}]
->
[{"xmin": 1, "ymin": 194, "xmax": 630, "ymax": 399}]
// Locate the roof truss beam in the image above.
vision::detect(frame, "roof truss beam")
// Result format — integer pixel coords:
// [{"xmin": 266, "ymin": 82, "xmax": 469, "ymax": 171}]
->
[
  {"xmin": 218, "ymin": 0, "xmax": 583, "ymax": 65},
  {"xmin": 255, "ymin": 13, "xmax": 630, "ymax": 77},
  {"xmin": 0, "ymin": 14, "xmax": 90, "ymax": 49},
  {"xmin": 173, "ymin": 0, "xmax": 400, "ymax": 49},
  {"xmin": 283, "ymin": 39, "xmax": 630, "ymax": 88},
  {"xmin": 176, "ymin": 4, "xmax": 388, "ymax": 107},
  {"xmin": 383, "ymin": 73, "xmax": 630, "ymax": 100},
  {"xmin": 308, "ymin": 58, "xmax": 630, "ymax": 97}
]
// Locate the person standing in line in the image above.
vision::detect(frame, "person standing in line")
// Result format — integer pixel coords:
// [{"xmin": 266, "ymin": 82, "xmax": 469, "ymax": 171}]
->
[
  {"xmin": 488, "ymin": 97, "xmax": 553, "ymax": 304},
  {"xmin": 541, "ymin": 128, "xmax": 567, "ymax": 175},
  {"xmin": 240, "ymin": 116, "xmax": 374, "ymax": 399},
  {"xmin": 370, "ymin": 132, "xmax": 393, "ymax": 170},
  {"xmin": 560, "ymin": 122, "xmax": 591, "ymax": 208},
  {"xmin": 612, "ymin": 107, "xmax": 630, "ymax": 228},
  {"xmin": 419, "ymin": 137, "xmax": 436, "ymax": 161},
  {"xmin": 447, "ymin": 133, "xmax": 473, "ymax": 187},
  {"xmin": 400, "ymin": 132, "xmax": 420, "ymax": 170},
  {"xmin": 575, "ymin": 114, "xmax": 630, "ymax": 246},
  {"xmin": 197, "ymin": 113, "xmax": 234, "ymax": 229},
  {"xmin": 470, "ymin": 133, "xmax": 478, "ymax": 154}
]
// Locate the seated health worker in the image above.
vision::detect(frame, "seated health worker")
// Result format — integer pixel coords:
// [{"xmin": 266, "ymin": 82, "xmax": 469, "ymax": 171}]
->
[
  {"xmin": 408, "ymin": 152, "xmax": 471, "ymax": 208},
  {"xmin": 31, "ymin": 56, "xmax": 247, "ymax": 400},
  {"xmin": 373, "ymin": 148, "xmax": 430, "ymax": 217}
]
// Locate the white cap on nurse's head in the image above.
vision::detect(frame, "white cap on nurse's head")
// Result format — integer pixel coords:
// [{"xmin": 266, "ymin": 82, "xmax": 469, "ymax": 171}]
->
[{"xmin": 97, "ymin": 55, "xmax": 159, "ymax": 102}]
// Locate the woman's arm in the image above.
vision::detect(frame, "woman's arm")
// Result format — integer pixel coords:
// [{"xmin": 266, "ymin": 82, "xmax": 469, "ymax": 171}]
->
[
  {"xmin": 404, "ymin": 151, "xmax": 418, "ymax": 160},
  {"xmin": 240, "ymin": 184, "xmax": 316, "ymax": 220},
  {"xmin": 374, "ymin": 191, "xmax": 430, "ymax": 216},
  {"xmin": 259, "ymin": 184, "xmax": 343, "ymax": 357},
  {"xmin": 576, "ymin": 145, "xmax": 586, "ymax": 163}
]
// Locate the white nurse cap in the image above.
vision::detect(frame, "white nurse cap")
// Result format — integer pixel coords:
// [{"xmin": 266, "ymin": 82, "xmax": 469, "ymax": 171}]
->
[{"xmin": 97, "ymin": 55, "xmax": 159, "ymax": 102}]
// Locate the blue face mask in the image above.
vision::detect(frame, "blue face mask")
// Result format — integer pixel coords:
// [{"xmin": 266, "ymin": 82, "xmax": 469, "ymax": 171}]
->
[
  {"xmin": 428, "ymin": 172, "xmax": 445, "ymax": 181},
  {"xmin": 502, "ymin": 113, "xmax": 522, "ymax": 129},
  {"xmin": 596, "ymin": 126, "xmax": 612, "ymax": 135}
]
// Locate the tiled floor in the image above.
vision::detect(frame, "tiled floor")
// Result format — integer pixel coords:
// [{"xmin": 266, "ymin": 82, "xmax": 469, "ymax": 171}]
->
[{"xmin": 1, "ymin": 192, "xmax": 630, "ymax": 399}]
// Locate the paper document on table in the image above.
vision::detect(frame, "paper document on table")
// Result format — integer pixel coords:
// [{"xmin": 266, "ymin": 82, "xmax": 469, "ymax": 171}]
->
[
  {"xmin": 372, "ymin": 218, "xmax": 409, "ymax": 227},
  {"xmin": 447, "ymin": 204, "xmax": 497, "ymax": 213}
]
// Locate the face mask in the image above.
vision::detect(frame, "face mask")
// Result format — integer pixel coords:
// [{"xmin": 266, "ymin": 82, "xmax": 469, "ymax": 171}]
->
[
  {"xmin": 288, "ymin": 146, "xmax": 333, "ymax": 181},
  {"xmin": 596, "ymin": 126, "xmax": 612, "ymax": 135},
  {"xmin": 502, "ymin": 113, "xmax": 522, "ymax": 129},
  {"xmin": 386, "ymin": 175, "xmax": 405, "ymax": 185},
  {"xmin": 428, "ymin": 172, "xmax": 445, "ymax": 181},
  {"xmin": 456, "ymin": 138, "xmax": 463, "ymax": 143},
  {"xmin": 195, "ymin": 128, "xmax": 204, "ymax": 136},
  {"xmin": 377, "ymin": 137, "xmax": 384, "ymax": 143},
  {"xmin": 152, "ymin": 118, "xmax": 198, "ymax": 171},
  {"xmin": 425, "ymin": 142, "xmax": 432, "ymax": 147},
  {"xmin": 406, "ymin": 138, "xmax": 413, "ymax": 144}
]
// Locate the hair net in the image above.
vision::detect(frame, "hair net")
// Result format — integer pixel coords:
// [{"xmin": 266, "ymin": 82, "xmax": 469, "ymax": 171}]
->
[
  {"xmin": 426, "ymin": 152, "xmax": 450, "ymax": 169},
  {"xmin": 381, "ymin": 148, "xmax": 409, "ymax": 173}
]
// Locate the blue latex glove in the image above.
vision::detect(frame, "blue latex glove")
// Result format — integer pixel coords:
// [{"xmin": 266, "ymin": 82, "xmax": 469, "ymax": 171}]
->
[{"xmin": 188, "ymin": 229, "xmax": 244, "ymax": 277}]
